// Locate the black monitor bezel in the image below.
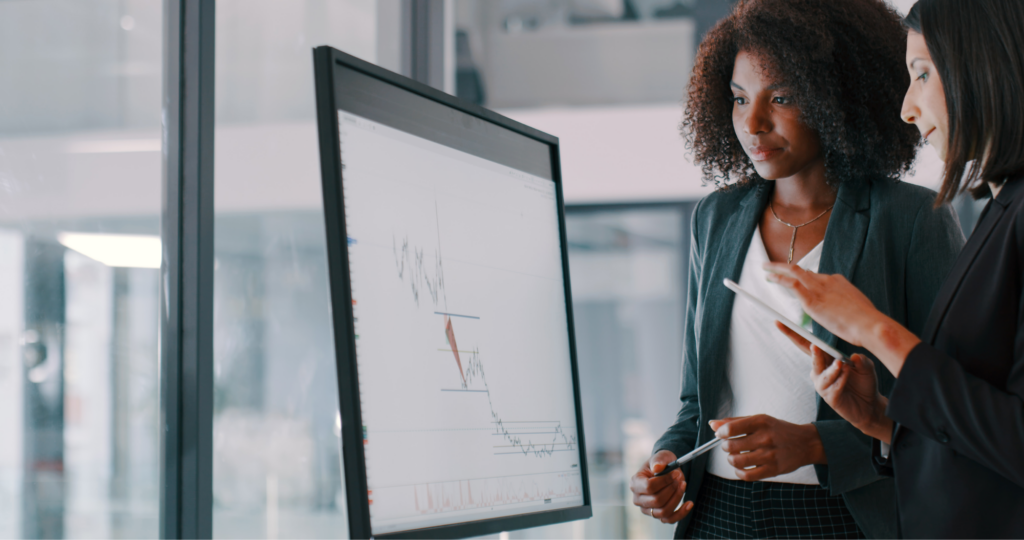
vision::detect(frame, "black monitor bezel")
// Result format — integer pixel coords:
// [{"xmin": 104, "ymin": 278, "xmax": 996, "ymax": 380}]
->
[{"xmin": 313, "ymin": 46, "xmax": 591, "ymax": 540}]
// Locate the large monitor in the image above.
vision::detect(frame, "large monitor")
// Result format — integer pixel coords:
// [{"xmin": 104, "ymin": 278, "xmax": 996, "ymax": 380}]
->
[{"xmin": 313, "ymin": 47, "xmax": 591, "ymax": 539}]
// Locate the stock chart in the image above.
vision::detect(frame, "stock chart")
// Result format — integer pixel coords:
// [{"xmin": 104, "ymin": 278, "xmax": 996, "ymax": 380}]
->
[{"xmin": 338, "ymin": 112, "xmax": 584, "ymax": 534}]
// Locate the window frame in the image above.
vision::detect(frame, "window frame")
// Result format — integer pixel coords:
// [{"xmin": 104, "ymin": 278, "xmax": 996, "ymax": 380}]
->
[{"xmin": 158, "ymin": 2, "xmax": 450, "ymax": 537}]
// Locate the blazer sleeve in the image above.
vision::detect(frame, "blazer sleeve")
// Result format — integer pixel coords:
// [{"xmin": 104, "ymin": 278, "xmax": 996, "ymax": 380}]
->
[
  {"xmin": 652, "ymin": 201, "xmax": 704, "ymax": 462},
  {"xmin": 889, "ymin": 339, "xmax": 1024, "ymax": 489},
  {"xmin": 887, "ymin": 207, "xmax": 1024, "ymax": 489},
  {"xmin": 812, "ymin": 200, "xmax": 964, "ymax": 495}
]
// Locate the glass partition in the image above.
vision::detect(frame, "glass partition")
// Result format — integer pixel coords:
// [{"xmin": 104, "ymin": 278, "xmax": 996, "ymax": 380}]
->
[
  {"xmin": 0, "ymin": 1, "xmax": 162, "ymax": 537},
  {"xmin": 507, "ymin": 203, "xmax": 694, "ymax": 539},
  {"xmin": 212, "ymin": 1, "xmax": 382, "ymax": 537}
]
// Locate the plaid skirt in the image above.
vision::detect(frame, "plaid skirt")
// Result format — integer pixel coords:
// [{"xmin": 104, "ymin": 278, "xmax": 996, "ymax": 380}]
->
[{"xmin": 683, "ymin": 474, "xmax": 865, "ymax": 539}]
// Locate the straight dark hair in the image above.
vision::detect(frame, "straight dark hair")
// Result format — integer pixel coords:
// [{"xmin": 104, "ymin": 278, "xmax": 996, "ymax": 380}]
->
[{"xmin": 904, "ymin": 0, "xmax": 1024, "ymax": 203}]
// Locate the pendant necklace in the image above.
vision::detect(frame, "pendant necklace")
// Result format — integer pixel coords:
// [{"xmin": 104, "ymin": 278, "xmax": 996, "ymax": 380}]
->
[{"xmin": 769, "ymin": 200, "xmax": 834, "ymax": 264}]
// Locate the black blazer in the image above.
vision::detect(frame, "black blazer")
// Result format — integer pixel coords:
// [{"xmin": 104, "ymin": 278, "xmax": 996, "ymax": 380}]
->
[
  {"xmin": 876, "ymin": 176, "xmax": 1024, "ymax": 538},
  {"xmin": 654, "ymin": 179, "xmax": 965, "ymax": 538}
]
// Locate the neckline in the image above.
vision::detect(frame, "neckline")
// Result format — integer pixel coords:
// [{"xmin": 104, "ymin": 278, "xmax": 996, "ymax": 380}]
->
[{"xmin": 754, "ymin": 225, "xmax": 823, "ymax": 268}]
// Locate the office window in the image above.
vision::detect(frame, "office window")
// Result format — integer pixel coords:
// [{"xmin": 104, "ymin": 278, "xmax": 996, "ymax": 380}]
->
[
  {"xmin": 508, "ymin": 204, "xmax": 692, "ymax": 540},
  {"xmin": 453, "ymin": 0, "xmax": 697, "ymax": 109},
  {"xmin": 212, "ymin": 1, "xmax": 384, "ymax": 537},
  {"xmin": 0, "ymin": 1, "xmax": 162, "ymax": 538}
]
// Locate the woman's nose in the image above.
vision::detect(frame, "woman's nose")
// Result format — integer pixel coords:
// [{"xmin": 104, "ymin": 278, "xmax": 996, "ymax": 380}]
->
[
  {"xmin": 744, "ymin": 102, "xmax": 771, "ymax": 135},
  {"xmin": 901, "ymin": 87, "xmax": 920, "ymax": 124}
]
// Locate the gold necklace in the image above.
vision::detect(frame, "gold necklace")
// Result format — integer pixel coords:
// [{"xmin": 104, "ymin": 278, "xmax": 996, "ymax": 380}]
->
[{"xmin": 769, "ymin": 200, "xmax": 834, "ymax": 264}]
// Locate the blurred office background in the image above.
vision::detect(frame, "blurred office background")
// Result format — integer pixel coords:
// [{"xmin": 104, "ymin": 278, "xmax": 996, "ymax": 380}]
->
[{"xmin": 0, "ymin": 0, "xmax": 966, "ymax": 539}]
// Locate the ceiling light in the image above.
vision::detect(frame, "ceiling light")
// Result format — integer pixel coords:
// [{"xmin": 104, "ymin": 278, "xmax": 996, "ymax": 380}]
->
[
  {"xmin": 66, "ymin": 139, "xmax": 160, "ymax": 154},
  {"xmin": 58, "ymin": 232, "xmax": 161, "ymax": 269}
]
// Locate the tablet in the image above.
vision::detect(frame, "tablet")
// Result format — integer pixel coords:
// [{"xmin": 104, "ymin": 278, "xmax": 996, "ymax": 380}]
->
[{"xmin": 723, "ymin": 278, "xmax": 851, "ymax": 364}]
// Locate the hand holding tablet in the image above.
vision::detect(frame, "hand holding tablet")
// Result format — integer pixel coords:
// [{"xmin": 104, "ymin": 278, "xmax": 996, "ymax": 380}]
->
[{"xmin": 724, "ymin": 278, "xmax": 851, "ymax": 365}]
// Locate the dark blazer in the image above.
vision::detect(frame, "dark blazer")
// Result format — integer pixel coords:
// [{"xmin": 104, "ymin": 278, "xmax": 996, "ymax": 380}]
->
[
  {"xmin": 654, "ymin": 179, "xmax": 965, "ymax": 539},
  {"xmin": 874, "ymin": 176, "xmax": 1024, "ymax": 538}
]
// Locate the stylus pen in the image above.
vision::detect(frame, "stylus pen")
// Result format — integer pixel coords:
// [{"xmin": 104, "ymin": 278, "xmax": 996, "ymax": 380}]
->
[{"xmin": 653, "ymin": 437, "xmax": 726, "ymax": 477}]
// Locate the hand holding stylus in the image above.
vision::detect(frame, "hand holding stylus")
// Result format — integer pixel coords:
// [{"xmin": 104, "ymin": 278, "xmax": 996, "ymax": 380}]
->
[{"xmin": 629, "ymin": 450, "xmax": 694, "ymax": 524}]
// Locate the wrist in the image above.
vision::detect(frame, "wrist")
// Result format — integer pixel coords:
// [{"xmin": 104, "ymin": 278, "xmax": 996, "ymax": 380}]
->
[
  {"xmin": 803, "ymin": 424, "xmax": 827, "ymax": 465},
  {"xmin": 862, "ymin": 316, "xmax": 920, "ymax": 376},
  {"xmin": 861, "ymin": 396, "xmax": 893, "ymax": 444},
  {"xmin": 859, "ymin": 312, "xmax": 895, "ymax": 351}
]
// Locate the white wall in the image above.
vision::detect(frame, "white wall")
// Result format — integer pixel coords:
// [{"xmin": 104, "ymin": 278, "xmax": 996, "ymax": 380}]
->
[{"xmin": 0, "ymin": 0, "xmax": 941, "ymax": 220}]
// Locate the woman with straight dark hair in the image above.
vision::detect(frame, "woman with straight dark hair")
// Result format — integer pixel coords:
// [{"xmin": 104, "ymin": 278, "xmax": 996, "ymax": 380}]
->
[
  {"xmin": 767, "ymin": 0, "xmax": 1024, "ymax": 537},
  {"xmin": 628, "ymin": 0, "xmax": 965, "ymax": 538}
]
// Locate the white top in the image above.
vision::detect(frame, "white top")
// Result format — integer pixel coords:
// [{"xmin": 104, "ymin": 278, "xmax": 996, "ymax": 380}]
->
[{"xmin": 706, "ymin": 227, "xmax": 823, "ymax": 484}]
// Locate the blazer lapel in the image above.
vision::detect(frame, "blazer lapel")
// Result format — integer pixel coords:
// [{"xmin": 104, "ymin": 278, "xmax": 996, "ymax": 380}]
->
[
  {"xmin": 814, "ymin": 181, "xmax": 871, "ymax": 349},
  {"xmin": 894, "ymin": 179, "xmax": 1020, "ymax": 443},
  {"xmin": 919, "ymin": 188, "xmax": 1014, "ymax": 343},
  {"xmin": 697, "ymin": 183, "xmax": 770, "ymax": 419}
]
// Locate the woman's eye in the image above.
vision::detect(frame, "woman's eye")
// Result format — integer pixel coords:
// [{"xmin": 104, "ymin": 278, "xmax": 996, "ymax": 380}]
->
[
  {"xmin": 733, "ymin": 96, "xmax": 747, "ymax": 105},
  {"xmin": 916, "ymin": 72, "xmax": 928, "ymax": 82},
  {"xmin": 772, "ymin": 96, "xmax": 791, "ymax": 105}
]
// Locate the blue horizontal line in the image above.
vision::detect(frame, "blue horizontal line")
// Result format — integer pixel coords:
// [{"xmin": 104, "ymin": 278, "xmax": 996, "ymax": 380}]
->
[
  {"xmin": 493, "ymin": 449, "xmax": 577, "ymax": 455},
  {"xmin": 491, "ymin": 432, "xmax": 560, "ymax": 435},
  {"xmin": 434, "ymin": 311, "xmax": 480, "ymax": 319}
]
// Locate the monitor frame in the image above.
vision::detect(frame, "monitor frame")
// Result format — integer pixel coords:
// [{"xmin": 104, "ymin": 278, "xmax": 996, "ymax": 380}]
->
[{"xmin": 313, "ymin": 46, "xmax": 591, "ymax": 540}]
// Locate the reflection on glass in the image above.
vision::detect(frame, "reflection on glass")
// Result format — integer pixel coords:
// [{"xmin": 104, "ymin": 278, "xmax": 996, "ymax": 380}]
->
[
  {"xmin": 0, "ymin": 0, "xmax": 162, "ymax": 537},
  {"xmin": 504, "ymin": 205, "xmax": 692, "ymax": 540},
  {"xmin": 212, "ymin": 1, "xmax": 378, "ymax": 537}
]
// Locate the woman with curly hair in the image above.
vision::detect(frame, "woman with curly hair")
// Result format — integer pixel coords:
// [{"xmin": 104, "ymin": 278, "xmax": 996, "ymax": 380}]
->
[{"xmin": 629, "ymin": 0, "xmax": 965, "ymax": 538}]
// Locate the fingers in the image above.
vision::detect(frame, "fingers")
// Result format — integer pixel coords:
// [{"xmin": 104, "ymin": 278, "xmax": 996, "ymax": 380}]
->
[
  {"xmin": 662, "ymin": 499, "xmax": 695, "ymax": 524},
  {"xmin": 832, "ymin": 369, "xmax": 849, "ymax": 394},
  {"xmin": 634, "ymin": 471, "xmax": 685, "ymax": 511},
  {"xmin": 812, "ymin": 352, "xmax": 844, "ymax": 392},
  {"xmin": 762, "ymin": 262, "xmax": 808, "ymax": 280},
  {"xmin": 764, "ymin": 271, "xmax": 804, "ymax": 292},
  {"xmin": 634, "ymin": 487, "xmax": 679, "ymax": 510},
  {"xmin": 631, "ymin": 470, "xmax": 675, "ymax": 501},
  {"xmin": 713, "ymin": 414, "xmax": 764, "ymax": 439},
  {"xmin": 735, "ymin": 462, "xmax": 779, "ymax": 482},
  {"xmin": 776, "ymin": 321, "xmax": 812, "ymax": 354},
  {"xmin": 850, "ymin": 353, "xmax": 874, "ymax": 373},
  {"xmin": 651, "ymin": 479, "xmax": 687, "ymax": 520},
  {"xmin": 720, "ymin": 433, "xmax": 760, "ymax": 454},
  {"xmin": 708, "ymin": 417, "xmax": 739, "ymax": 432},
  {"xmin": 810, "ymin": 345, "xmax": 831, "ymax": 376},
  {"xmin": 727, "ymin": 447, "xmax": 771, "ymax": 471},
  {"xmin": 649, "ymin": 450, "xmax": 677, "ymax": 472},
  {"xmin": 629, "ymin": 464, "xmax": 652, "ymax": 494},
  {"xmin": 629, "ymin": 451, "xmax": 677, "ymax": 496}
]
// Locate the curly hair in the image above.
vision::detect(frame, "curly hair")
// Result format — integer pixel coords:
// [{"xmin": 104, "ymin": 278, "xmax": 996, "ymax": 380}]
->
[{"xmin": 683, "ymin": 0, "xmax": 920, "ymax": 188}]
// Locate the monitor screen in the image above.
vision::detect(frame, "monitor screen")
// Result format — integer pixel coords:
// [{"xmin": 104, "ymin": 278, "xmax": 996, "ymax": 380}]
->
[{"xmin": 314, "ymin": 48, "xmax": 590, "ymax": 539}]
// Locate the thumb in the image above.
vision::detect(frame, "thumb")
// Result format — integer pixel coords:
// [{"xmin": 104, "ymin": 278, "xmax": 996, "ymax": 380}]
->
[
  {"xmin": 708, "ymin": 417, "xmax": 736, "ymax": 432},
  {"xmin": 649, "ymin": 451, "xmax": 676, "ymax": 473},
  {"xmin": 850, "ymin": 353, "xmax": 873, "ymax": 370}
]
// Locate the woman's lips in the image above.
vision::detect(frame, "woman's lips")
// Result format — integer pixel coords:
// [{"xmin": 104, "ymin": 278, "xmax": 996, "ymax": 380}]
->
[
  {"xmin": 749, "ymin": 146, "xmax": 783, "ymax": 161},
  {"xmin": 924, "ymin": 128, "xmax": 936, "ymax": 140}
]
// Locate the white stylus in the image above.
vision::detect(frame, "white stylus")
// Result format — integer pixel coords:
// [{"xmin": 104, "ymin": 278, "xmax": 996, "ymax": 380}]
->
[{"xmin": 653, "ymin": 437, "xmax": 726, "ymax": 477}]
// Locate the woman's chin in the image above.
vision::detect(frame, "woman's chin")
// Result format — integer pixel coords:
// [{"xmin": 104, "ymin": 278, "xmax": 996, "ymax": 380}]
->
[{"xmin": 752, "ymin": 166, "xmax": 785, "ymax": 181}]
